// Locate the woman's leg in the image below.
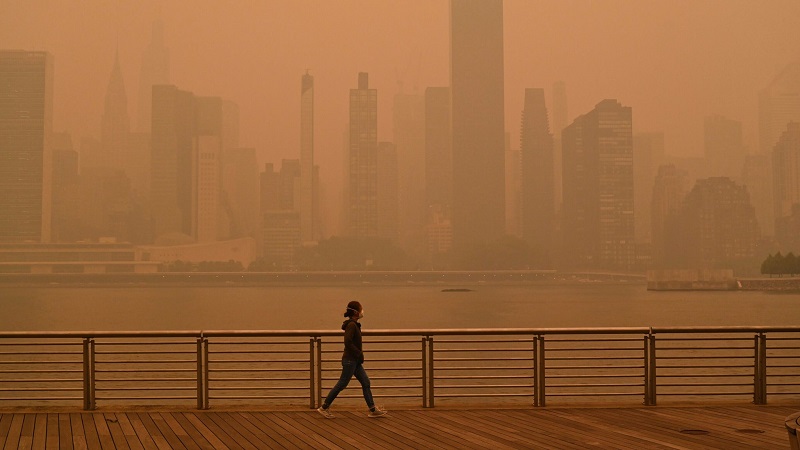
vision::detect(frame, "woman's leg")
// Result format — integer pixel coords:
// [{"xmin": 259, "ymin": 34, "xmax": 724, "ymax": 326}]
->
[
  {"xmin": 353, "ymin": 362, "xmax": 374, "ymax": 409},
  {"xmin": 322, "ymin": 359, "xmax": 356, "ymax": 408}
]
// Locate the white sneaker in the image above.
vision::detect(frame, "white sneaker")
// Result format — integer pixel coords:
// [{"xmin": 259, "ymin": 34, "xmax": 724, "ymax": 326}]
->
[
  {"xmin": 317, "ymin": 406, "xmax": 335, "ymax": 419},
  {"xmin": 368, "ymin": 406, "xmax": 388, "ymax": 418}
]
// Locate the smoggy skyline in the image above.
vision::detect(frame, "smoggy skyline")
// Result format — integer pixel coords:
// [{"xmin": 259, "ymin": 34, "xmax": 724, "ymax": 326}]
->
[{"xmin": 2, "ymin": 0, "xmax": 799, "ymax": 180}]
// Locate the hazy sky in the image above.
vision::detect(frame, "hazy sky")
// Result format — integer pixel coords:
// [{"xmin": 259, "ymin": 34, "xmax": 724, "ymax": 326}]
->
[{"xmin": 2, "ymin": 0, "xmax": 799, "ymax": 182}]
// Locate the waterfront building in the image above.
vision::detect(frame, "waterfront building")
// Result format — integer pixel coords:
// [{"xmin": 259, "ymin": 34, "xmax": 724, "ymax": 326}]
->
[
  {"xmin": 679, "ymin": 177, "xmax": 759, "ymax": 270},
  {"xmin": 772, "ymin": 122, "xmax": 800, "ymax": 223},
  {"xmin": 300, "ymin": 72, "xmax": 316, "ymax": 243},
  {"xmin": 0, "ymin": 243, "xmax": 160, "ymax": 274},
  {"xmin": 561, "ymin": 99, "xmax": 634, "ymax": 270},
  {"xmin": 150, "ymin": 85, "xmax": 223, "ymax": 243},
  {"xmin": 651, "ymin": 164, "xmax": 688, "ymax": 267},
  {"xmin": 520, "ymin": 88, "xmax": 554, "ymax": 258},
  {"xmin": 704, "ymin": 114, "xmax": 745, "ymax": 180},
  {"xmin": 450, "ymin": 0, "xmax": 506, "ymax": 253},
  {"xmin": 347, "ymin": 73, "xmax": 378, "ymax": 238},
  {"xmin": 137, "ymin": 20, "xmax": 170, "ymax": 132},
  {"xmin": 262, "ymin": 210, "xmax": 300, "ymax": 268},
  {"xmin": 0, "ymin": 51, "xmax": 53, "ymax": 243}
]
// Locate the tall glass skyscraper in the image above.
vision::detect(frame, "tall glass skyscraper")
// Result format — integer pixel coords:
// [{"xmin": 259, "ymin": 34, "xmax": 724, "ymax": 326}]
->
[
  {"xmin": 450, "ymin": 0, "xmax": 505, "ymax": 255},
  {"xmin": 0, "ymin": 51, "xmax": 53, "ymax": 242},
  {"xmin": 347, "ymin": 73, "xmax": 378, "ymax": 238},
  {"xmin": 520, "ymin": 88, "xmax": 554, "ymax": 260},
  {"xmin": 300, "ymin": 72, "xmax": 315, "ymax": 243}
]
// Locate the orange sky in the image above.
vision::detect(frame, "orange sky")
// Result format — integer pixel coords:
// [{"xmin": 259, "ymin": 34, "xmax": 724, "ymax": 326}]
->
[{"xmin": 2, "ymin": 0, "xmax": 799, "ymax": 187}]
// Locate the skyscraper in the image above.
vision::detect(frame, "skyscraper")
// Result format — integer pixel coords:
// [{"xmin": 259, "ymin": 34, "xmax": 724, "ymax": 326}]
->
[
  {"xmin": 300, "ymin": 72, "xmax": 315, "ymax": 243},
  {"xmin": 100, "ymin": 50, "xmax": 130, "ymax": 170},
  {"xmin": 450, "ymin": 0, "xmax": 505, "ymax": 253},
  {"xmin": 150, "ymin": 85, "xmax": 222, "ymax": 243},
  {"xmin": 347, "ymin": 73, "xmax": 378, "ymax": 238},
  {"xmin": 551, "ymin": 81, "xmax": 568, "ymax": 206},
  {"xmin": 772, "ymin": 122, "xmax": 800, "ymax": 222},
  {"xmin": 137, "ymin": 21, "xmax": 170, "ymax": 132},
  {"xmin": 0, "ymin": 51, "xmax": 53, "ymax": 243},
  {"xmin": 704, "ymin": 115, "xmax": 744, "ymax": 179},
  {"xmin": 759, "ymin": 61, "xmax": 800, "ymax": 154},
  {"xmin": 633, "ymin": 132, "xmax": 665, "ymax": 244},
  {"xmin": 562, "ymin": 99, "xmax": 634, "ymax": 270},
  {"xmin": 651, "ymin": 164, "xmax": 687, "ymax": 267},
  {"xmin": 520, "ymin": 88, "xmax": 554, "ymax": 258},
  {"xmin": 377, "ymin": 142, "xmax": 399, "ymax": 242}
]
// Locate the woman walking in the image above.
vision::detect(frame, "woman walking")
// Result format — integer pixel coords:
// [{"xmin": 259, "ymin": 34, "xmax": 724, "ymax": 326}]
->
[{"xmin": 317, "ymin": 300, "xmax": 387, "ymax": 418}]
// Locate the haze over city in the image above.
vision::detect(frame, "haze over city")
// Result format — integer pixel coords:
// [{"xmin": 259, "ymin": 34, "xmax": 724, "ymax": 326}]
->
[{"xmin": 2, "ymin": 0, "xmax": 800, "ymax": 274}]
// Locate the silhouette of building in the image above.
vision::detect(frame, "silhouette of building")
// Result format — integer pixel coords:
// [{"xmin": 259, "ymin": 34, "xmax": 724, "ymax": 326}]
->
[
  {"xmin": 505, "ymin": 136, "xmax": 521, "ymax": 238},
  {"xmin": 776, "ymin": 204, "xmax": 800, "ymax": 252},
  {"xmin": 260, "ymin": 160, "xmax": 302, "ymax": 266},
  {"xmin": 704, "ymin": 114, "xmax": 744, "ymax": 180},
  {"xmin": 0, "ymin": 51, "xmax": 53, "ymax": 243},
  {"xmin": 678, "ymin": 177, "xmax": 759, "ymax": 270},
  {"xmin": 551, "ymin": 81, "xmax": 568, "ymax": 207},
  {"xmin": 759, "ymin": 61, "xmax": 800, "ymax": 154},
  {"xmin": 300, "ymin": 72, "xmax": 316, "ymax": 243},
  {"xmin": 137, "ymin": 20, "xmax": 170, "ymax": 132},
  {"xmin": 633, "ymin": 132, "xmax": 665, "ymax": 244},
  {"xmin": 424, "ymin": 87, "xmax": 451, "ymax": 217},
  {"xmin": 772, "ymin": 122, "xmax": 800, "ymax": 223},
  {"xmin": 651, "ymin": 164, "xmax": 687, "ymax": 267},
  {"xmin": 520, "ymin": 88, "xmax": 554, "ymax": 260},
  {"xmin": 742, "ymin": 153, "xmax": 774, "ymax": 236},
  {"xmin": 150, "ymin": 85, "xmax": 222, "ymax": 243},
  {"xmin": 377, "ymin": 142, "xmax": 399, "ymax": 242},
  {"xmin": 347, "ymin": 73, "xmax": 378, "ymax": 238},
  {"xmin": 562, "ymin": 99, "xmax": 634, "ymax": 270},
  {"xmin": 99, "ymin": 50, "xmax": 130, "ymax": 171},
  {"xmin": 393, "ymin": 91, "xmax": 426, "ymax": 252},
  {"xmin": 450, "ymin": 0, "xmax": 505, "ymax": 254},
  {"xmin": 223, "ymin": 148, "xmax": 259, "ymax": 241}
]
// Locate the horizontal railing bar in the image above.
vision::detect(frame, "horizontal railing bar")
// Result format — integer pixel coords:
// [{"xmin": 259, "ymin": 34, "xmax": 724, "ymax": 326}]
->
[
  {"xmin": 434, "ymin": 393, "xmax": 534, "ymax": 398},
  {"xmin": 658, "ymin": 382, "xmax": 754, "ymax": 387},
  {"xmin": 658, "ymin": 373, "xmax": 752, "ymax": 378},
  {"xmin": 319, "ymin": 376, "xmax": 421, "ymax": 381},
  {"xmin": 96, "ymin": 351, "xmax": 195, "ymax": 355},
  {"xmin": 432, "ymin": 366, "xmax": 533, "ymax": 371},
  {"xmin": 433, "ymin": 357, "xmax": 533, "ymax": 362},
  {"xmin": 657, "ymin": 392, "xmax": 751, "ymax": 396},
  {"xmin": 0, "ymin": 361, "xmax": 81, "ymax": 365},
  {"xmin": 0, "ymin": 342, "xmax": 79, "ymax": 346},
  {"xmin": 96, "ymin": 396, "xmax": 196, "ymax": 400},
  {"xmin": 435, "ymin": 384, "xmax": 535, "ymax": 389},
  {"xmin": 0, "ymin": 351, "xmax": 82, "ymax": 355},
  {"xmin": 657, "ymin": 347, "xmax": 753, "ymax": 351},
  {"xmin": 547, "ymin": 383, "xmax": 644, "ymax": 388},
  {"xmin": 766, "ymin": 355, "xmax": 800, "ymax": 358},
  {"xmin": 321, "ymin": 358, "xmax": 421, "ymax": 363},
  {"xmin": 209, "ymin": 341, "xmax": 308, "ymax": 345},
  {"xmin": 0, "ymin": 379, "xmax": 82, "ymax": 382},
  {"xmin": 433, "ymin": 348, "xmax": 533, "ymax": 353},
  {"xmin": 544, "ymin": 347, "xmax": 642, "ymax": 352},
  {"xmin": 207, "ymin": 350, "xmax": 310, "ymax": 355},
  {"xmin": 96, "ymin": 387, "xmax": 196, "ymax": 391},
  {"xmin": 0, "ymin": 397, "xmax": 82, "ymax": 400},
  {"xmin": 208, "ymin": 368, "xmax": 308, "ymax": 373},
  {"xmin": 546, "ymin": 365, "xmax": 644, "ymax": 370},
  {"xmin": 96, "ymin": 369, "xmax": 196, "ymax": 373},
  {"xmin": 767, "ymin": 391, "xmax": 800, "ymax": 394},
  {"xmin": 0, "ymin": 369, "xmax": 82, "ymax": 374},
  {"xmin": 545, "ymin": 356, "xmax": 642, "ymax": 361},
  {"xmin": 434, "ymin": 375, "xmax": 533, "ymax": 380},
  {"xmin": 546, "ymin": 337, "xmax": 643, "ymax": 343},
  {"xmin": 95, "ymin": 359, "xmax": 197, "ymax": 364},
  {"xmin": 0, "ymin": 387, "xmax": 82, "ymax": 391},
  {"xmin": 545, "ymin": 392, "xmax": 643, "ymax": 397},
  {"xmin": 208, "ymin": 395, "xmax": 309, "ymax": 400},
  {"xmin": 208, "ymin": 359, "xmax": 309, "ymax": 363},
  {"xmin": 210, "ymin": 377, "xmax": 308, "ymax": 382},
  {"xmin": 767, "ymin": 383, "xmax": 800, "ymax": 386},
  {"xmin": 208, "ymin": 386, "xmax": 307, "ymax": 391},
  {"xmin": 656, "ymin": 338, "xmax": 754, "ymax": 343},
  {"xmin": 434, "ymin": 339, "xmax": 535, "ymax": 344},
  {"xmin": 655, "ymin": 356, "xmax": 753, "ymax": 360},
  {"xmin": 321, "ymin": 366, "xmax": 420, "ymax": 371},
  {"xmin": 546, "ymin": 374, "xmax": 643, "ymax": 379}
]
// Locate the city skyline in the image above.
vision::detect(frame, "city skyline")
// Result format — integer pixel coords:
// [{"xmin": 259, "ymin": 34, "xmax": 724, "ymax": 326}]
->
[{"xmin": 2, "ymin": 1, "xmax": 799, "ymax": 194}]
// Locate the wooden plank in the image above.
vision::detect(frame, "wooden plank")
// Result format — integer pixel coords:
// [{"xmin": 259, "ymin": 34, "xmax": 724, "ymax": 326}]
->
[
  {"xmin": 183, "ymin": 413, "xmax": 243, "ymax": 450},
  {"xmin": 31, "ymin": 413, "xmax": 47, "ymax": 450},
  {"xmin": 91, "ymin": 413, "xmax": 118, "ymax": 450},
  {"xmin": 102, "ymin": 414, "xmax": 131, "ymax": 450},
  {"xmin": 69, "ymin": 413, "xmax": 87, "ymax": 450},
  {"xmin": 254, "ymin": 412, "xmax": 345, "ymax": 450},
  {"xmin": 79, "ymin": 414, "xmax": 102, "ymax": 450},
  {"xmin": 205, "ymin": 413, "xmax": 269, "ymax": 450},
  {"xmin": 219, "ymin": 412, "xmax": 284, "ymax": 449},
  {"xmin": 241, "ymin": 412, "xmax": 315, "ymax": 449},
  {"xmin": 166, "ymin": 413, "xmax": 216, "ymax": 450},
  {"xmin": 2, "ymin": 414, "xmax": 24, "ymax": 450},
  {"xmin": 111, "ymin": 413, "xmax": 144, "ymax": 450},
  {"xmin": 124, "ymin": 413, "xmax": 160, "ymax": 450},
  {"xmin": 143, "ymin": 413, "xmax": 188, "ymax": 450},
  {"xmin": 18, "ymin": 413, "xmax": 36, "ymax": 450},
  {"xmin": 180, "ymin": 413, "xmax": 230, "ymax": 450},
  {"xmin": 57, "ymin": 414, "xmax": 73, "ymax": 450},
  {"xmin": 157, "ymin": 413, "xmax": 204, "ymax": 450},
  {"xmin": 271, "ymin": 412, "xmax": 353, "ymax": 450}
]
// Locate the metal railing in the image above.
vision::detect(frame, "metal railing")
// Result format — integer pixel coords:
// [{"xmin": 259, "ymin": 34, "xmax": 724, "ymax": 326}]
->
[{"xmin": 0, "ymin": 327, "xmax": 798, "ymax": 409}]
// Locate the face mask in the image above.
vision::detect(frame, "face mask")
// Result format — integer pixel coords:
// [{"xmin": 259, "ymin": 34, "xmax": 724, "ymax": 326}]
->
[{"xmin": 359, "ymin": 310, "xmax": 364, "ymax": 319}]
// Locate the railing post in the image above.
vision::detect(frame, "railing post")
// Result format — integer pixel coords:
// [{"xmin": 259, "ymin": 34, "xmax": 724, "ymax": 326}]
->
[
  {"xmin": 532, "ymin": 335, "xmax": 538, "ymax": 407},
  {"xmin": 428, "ymin": 336, "xmax": 435, "ymax": 408},
  {"xmin": 316, "ymin": 337, "xmax": 323, "ymax": 407},
  {"xmin": 537, "ymin": 335, "xmax": 546, "ymax": 407},
  {"xmin": 196, "ymin": 337, "xmax": 207, "ymax": 410},
  {"xmin": 421, "ymin": 337, "xmax": 428, "ymax": 408},
  {"xmin": 82, "ymin": 338, "xmax": 95, "ymax": 410},
  {"xmin": 309, "ymin": 337, "xmax": 316, "ymax": 409},
  {"xmin": 644, "ymin": 334, "xmax": 656, "ymax": 406},
  {"xmin": 754, "ymin": 333, "xmax": 767, "ymax": 405}
]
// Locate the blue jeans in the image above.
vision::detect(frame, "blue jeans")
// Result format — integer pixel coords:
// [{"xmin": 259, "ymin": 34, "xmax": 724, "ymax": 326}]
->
[{"xmin": 322, "ymin": 358, "xmax": 374, "ymax": 408}]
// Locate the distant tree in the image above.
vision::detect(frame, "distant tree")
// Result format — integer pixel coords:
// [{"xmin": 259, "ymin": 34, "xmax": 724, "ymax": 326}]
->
[{"xmin": 785, "ymin": 252, "xmax": 798, "ymax": 276}]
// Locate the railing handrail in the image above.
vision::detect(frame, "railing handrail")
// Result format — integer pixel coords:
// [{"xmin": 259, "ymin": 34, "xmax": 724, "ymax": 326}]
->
[{"xmin": 2, "ymin": 326, "xmax": 800, "ymax": 339}]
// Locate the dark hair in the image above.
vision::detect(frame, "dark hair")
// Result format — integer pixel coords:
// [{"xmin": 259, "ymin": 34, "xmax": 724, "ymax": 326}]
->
[{"xmin": 344, "ymin": 300, "xmax": 362, "ymax": 318}]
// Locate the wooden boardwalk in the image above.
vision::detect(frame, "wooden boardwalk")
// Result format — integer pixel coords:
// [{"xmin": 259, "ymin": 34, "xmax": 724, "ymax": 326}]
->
[{"xmin": 0, "ymin": 406, "xmax": 797, "ymax": 449}]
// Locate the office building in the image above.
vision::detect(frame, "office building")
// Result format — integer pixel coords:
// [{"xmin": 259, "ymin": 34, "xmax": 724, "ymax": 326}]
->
[
  {"xmin": 300, "ymin": 72, "xmax": 316, "ymax": 243},
  {"xmin": 0, "ymin": 51, "xmax": 53, "ymax": 243},
  {"xmin": 424, "ymin": 87, "xmax": 452, "ymax": 215},
  {"xmin": 772, "ymin": 122, "xmax": 800, "ymax": 221},
  {"xmin": 520, "ymin": 88, "xmax": 554, "ymax": 257},
  {"xmin": 393, "ymin": 91, "xmax": 426, "ymax": 250},
  {"xmin": 137, "ymin": 21, "xmax": 170, "ymax": 132},
  {"xmin": 347, "ymin": 73, "xmax": 378, "ymax": 238},
  {"xmin": 651, "ymin": 164, "xmax": 687, "ymax": 267},
  {"xmin": 551, "ymin": 81, "xmax": 568, "ymax": 206},
  {"xmin": 633, "ymin": 132, "xmax": 665, "ymax": 244},
  {"xmin": 562, "ymin": 99, "xmax": 634, "ymax": 270},
  {"xmin": 377, "ymin": 142, "xmax": 399, "ymax": 242},
  {"xmin": 450, "ymin": 0, "xmax": 506, "ymax": 253},
  {"xmin": 759, "ymin": 60, "xmax": 800, "ymax": 154},
  {"xmin": 704, "ymin": 115, "xmax": 744, "ymax": 179}
]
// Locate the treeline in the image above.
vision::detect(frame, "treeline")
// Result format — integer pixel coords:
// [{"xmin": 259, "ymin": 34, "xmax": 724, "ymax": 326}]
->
[{"xmin": 760, "ymin": 252, "xmax": 800, "ymax": 276}]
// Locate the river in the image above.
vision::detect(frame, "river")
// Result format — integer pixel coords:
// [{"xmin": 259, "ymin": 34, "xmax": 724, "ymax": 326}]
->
[{"xmin": 1, "ymin": 282, "xmax": 798, "ymax": 332}]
